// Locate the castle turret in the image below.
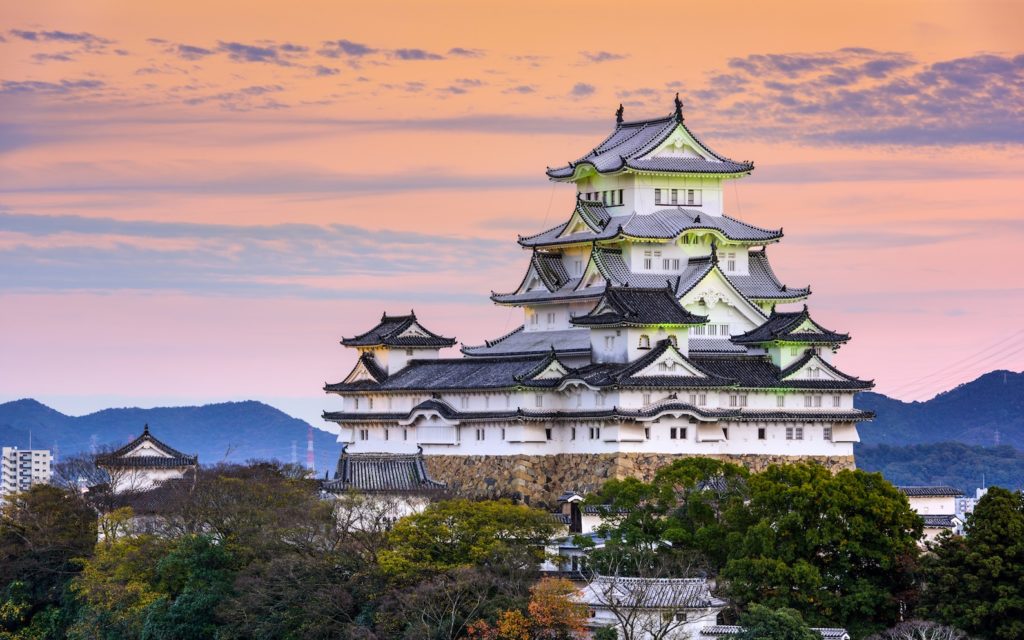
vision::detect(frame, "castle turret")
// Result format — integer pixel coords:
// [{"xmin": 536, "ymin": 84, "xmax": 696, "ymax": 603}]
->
[{"xmin": 340, "ymin": 311, "xmax": 456, "ymax": 375}]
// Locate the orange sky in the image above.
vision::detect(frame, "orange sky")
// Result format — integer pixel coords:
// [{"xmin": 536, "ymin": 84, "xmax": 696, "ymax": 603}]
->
[{"xmin": 1, "ymin": 0, "xmax": 1022, "ymax": 427}]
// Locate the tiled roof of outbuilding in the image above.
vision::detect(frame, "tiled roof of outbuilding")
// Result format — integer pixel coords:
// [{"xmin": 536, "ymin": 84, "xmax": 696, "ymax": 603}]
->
[
  {"xmin": 96, "ymin": 425, "xmax": 198, "ymax": 469},
  {"xmin": 898, "ymin": 485, "xmax": 964, "ymax": 497},
  {"xmin": 546, "ymin": 109, "xmax": 753, "ymax": 180},
  {"xmin": 323, "ymin": 448, "xmax": 445, "ymax": 494},
  {"xmin": 571, "ymin": 287, "xmax": 707, "ymax": 327},
  {"xmin": 922, "ymin": 514, "xmax": 960, "ymax": 528},
  {"xmin": 326, "ymin": 355, "xmax": 547, "ymax": 393},
  {"xmin": 733, "ymin": 305, "xmax": 849, "ymax": 345},
  {"xmin": 701, "ymin": 626, "xmax": 849, "ymax": 640},
  {"xmin": 579, "ymin": 576, "xmax": 726, "ymax": 609},
  {"xmin": 777, "ymin": 350, "xmax": 874, "ymax": 390},
  {"xmin": 341, "ymin": 312, "xmax": 456, "ymax": 348}
]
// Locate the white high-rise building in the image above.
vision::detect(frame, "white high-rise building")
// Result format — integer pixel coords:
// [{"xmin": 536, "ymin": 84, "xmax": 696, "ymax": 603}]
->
[
  {"xmin": 1, "ymin": 447, "xmax": 53, "ymax": 498},
  {"xmin": 322, "ymin": 98, "xmax": 874, "ymax": 504}
]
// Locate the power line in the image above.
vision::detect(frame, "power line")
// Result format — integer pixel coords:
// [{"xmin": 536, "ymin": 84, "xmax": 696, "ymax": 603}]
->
[
  {"xmin": 888, "ymin": 339, "xmax": 1024, "ymax": 399},
  {"xmin": 884, "ymin": 330, "xmax": 1024, "ymax": 396}
]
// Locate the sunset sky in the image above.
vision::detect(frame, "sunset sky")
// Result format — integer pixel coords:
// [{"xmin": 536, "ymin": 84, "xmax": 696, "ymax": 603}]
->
[{"xmin": 1, "ymin": 0, "xmax": 1022, "ymax": 428}]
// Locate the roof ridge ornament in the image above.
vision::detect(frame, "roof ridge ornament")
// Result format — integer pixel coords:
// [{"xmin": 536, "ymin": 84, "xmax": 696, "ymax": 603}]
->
[
  {"xmin": 615, "ymin": 103, "xmax": 624, "ymax": 125},
  {"xmin": 674, "ymin": 93, "xmax": 684, "ymax": 123},
  {"xmin": 143, "ymin": 423, "xmax": 150, "ymax": 435},
  {"xmin": 710, "ymin": 239, "xmax": 719, "ymax": 265}
]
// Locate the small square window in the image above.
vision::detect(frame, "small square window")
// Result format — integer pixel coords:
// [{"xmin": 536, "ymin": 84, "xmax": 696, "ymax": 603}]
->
[
  {"xmin": 670, "ymin": 427, "xmax": 678, "ymax": 439},
  {"xmin": 777, "ymin": 395, "xmax": 785, "ymax": 408},
  {"xmin": 823, "ymin": 425, "xmax": 833, "ymax": 441},
  {"xmin": 546, "ymin": 428, "xmax": 553, "ymax": 440},
  {"xmin": 758, "ymin": 427, "xmax": 766, "ymax": 440},
  {"xmin": 654, "ymin": 188, "xmax": 662, "ymax": 205},
  {"xmin": 670, "ymin": 189, "xmax": 678, "ymax": 205}
]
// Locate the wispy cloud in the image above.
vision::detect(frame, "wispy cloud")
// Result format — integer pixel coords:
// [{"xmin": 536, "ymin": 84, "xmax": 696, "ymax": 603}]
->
[
  {"xmin": 581, "ymin": 51, "xmax": 628, "ymax": 63},
  {"xmin": 0, "ymin": 212, "xmax": 518, "ymax": 299},
  {"xmin": 392, "ymin": 48, "xmax": 444, "ymax": 61},
  {"xmin": 570, "ymin": 82, "xmax": 595, "ymax": 97},
  {"xmin": 448, "ymin": 47, "xmax": 484, "ymax": 58},
  {"xmin": 317, "ymin": 39, "xmax": 378, "ymax": 58}
]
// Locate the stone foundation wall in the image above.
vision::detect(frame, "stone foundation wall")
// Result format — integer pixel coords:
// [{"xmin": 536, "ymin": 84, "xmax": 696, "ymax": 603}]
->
[{"xmin": 423, "ymin": 453, "xmax": 856, "ymax": 507}]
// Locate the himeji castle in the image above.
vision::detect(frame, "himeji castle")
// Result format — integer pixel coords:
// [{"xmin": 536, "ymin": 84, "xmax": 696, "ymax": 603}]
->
[{"xmin": 323, "ymin": 97, "xmax": 873, "ymax": 504}]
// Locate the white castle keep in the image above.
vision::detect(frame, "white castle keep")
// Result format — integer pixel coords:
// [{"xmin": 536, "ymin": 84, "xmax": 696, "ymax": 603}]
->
[{"xmin": 322, "ymin": 98, "xmax": 873, "ymax": 502}]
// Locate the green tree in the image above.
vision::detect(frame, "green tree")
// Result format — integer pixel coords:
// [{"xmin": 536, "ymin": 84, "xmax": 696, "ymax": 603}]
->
[
  {"xmin": 735, "ymin": 604, "xmax": 818, "ymax": 640},
  {"xmin": 377, "ymin": 499, "xmax": 558, "ymax": 580},
  {"xmin": 0, "ymin": 484, "xmax": 96, "ymax": 637},
  {"xmin": 586, "ymin": 458, "xmax": 749, "ymax": 575},
  {"xmin": 721, "ymin": 463, "xmax": 922, "ymax": 638},
  {"xmin": 920, "ymin": 486, "xmax": 1024, "ymax": 639}
]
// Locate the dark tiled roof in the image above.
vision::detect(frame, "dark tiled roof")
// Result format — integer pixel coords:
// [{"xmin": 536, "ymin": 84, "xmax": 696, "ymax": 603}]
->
[
  {"xmin": 519, "ymin": 208, "xmax": 780, "ymax": 248},
  {"xmin": 580, "ymin": 576, "xmax": 726, "ymax": 609},
  {"xmin": 701, "ymin": 627, "xmax": 849, "ymax": 640},
  {"xmin": 96, "ymin": 425, "xmax": 197, "ymax": 468},
  {"xmin": 326, "ymin": 355, "xmax": 547, "ymax": 393},
  {"xmin": 571, "ymin": 287, "xmax": 707, "ymax": 327},
  {"xmin": 733, "ymin": 305, "xmax": 849, "ymax": 345},
  {"xmin": 341, "ymin": 312, "xmax": 456, "ymax": 348},
  {"xmin": 533, "ymin": 252, "xmax": 570, "ymax": 291},
  {"xmin": 494, "ymin": 246, "xmax": 805, "ymax": 307},
  {"xmin": 898, "ymin": 485, "xmax": 964, "ymax": 497},
  {"xmin": 462, "ymin": 326, "xmax": 592, "ymax": 358},
  {"xmin": 323, "ymin": 449, "xmax": 445, "ymax": 494},
  {"xmin": 688, "ymin": 338, "xmax": 749, "ymax": 354},
  {"xmin": 777, "ymin": 350, "xmax": 874, "ymax": 390},
  {"xmin": 546, "ymin": 110, "xmax": 753, "ymax": 180},
  {"xmin": 922, "ymin": 514, "xmax": 960, "ymax": 528}
]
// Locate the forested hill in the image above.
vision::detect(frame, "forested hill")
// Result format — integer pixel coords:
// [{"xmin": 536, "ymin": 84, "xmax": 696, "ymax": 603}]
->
[
  {"xmin": 0, "ymin": 399, "xmax": 339, "ymax": 474},
  {"xmin": 856, "ymin": 369, "xmax": 1024, "ymax": 447}
]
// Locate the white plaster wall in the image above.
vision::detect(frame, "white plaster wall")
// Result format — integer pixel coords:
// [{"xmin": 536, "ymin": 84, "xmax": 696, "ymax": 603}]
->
[{"xmin": 908, "ymin": 495, "xmax": 958, "ymax": 515}]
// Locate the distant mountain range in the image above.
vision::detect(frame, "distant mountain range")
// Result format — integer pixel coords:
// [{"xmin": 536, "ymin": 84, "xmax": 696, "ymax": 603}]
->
[
  {"xmin": 0, "ymin": 399, "xmax": 340, "ymax": 476},
  {"xmin": 855, "ymin": 369, "xmax": 1024, "ymax": 448},
  {"xmin": 2, "ymin": 369, "xmax": 1021, "ymax": 491}
]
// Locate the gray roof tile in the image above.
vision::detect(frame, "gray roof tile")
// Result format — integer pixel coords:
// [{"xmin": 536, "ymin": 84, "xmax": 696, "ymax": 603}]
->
[
  {"xmin": 342, "ymin": 312, "xmax": 456, "ymax": 348},
  {"xmin": 324, "ymin": 450, "xmax": 445, "ymax": 493}
]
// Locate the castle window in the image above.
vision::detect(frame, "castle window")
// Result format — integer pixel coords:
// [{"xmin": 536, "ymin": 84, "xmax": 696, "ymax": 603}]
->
[
  {"xmin": 476, "ymin": 428, "xmax": 485, "ymax": 441},
  {"xmin": 618, "ymin": 189, "xmax": 624, "ymax": 205},
  {"xmin": 643, "ymin": 250, "xmax": 653, "ymax": 270},
  {"xmin": 671, "ymin": 258, "xmax": 680, "ymax": 270},
  {"xmin": 639, "ymin": 334, "xmax": 650, "ymax": 349},
  {"xmin": 654, "ymin": 189, "xmax": 663, "ymax": 205},
  {"xmin": 720, "ymin": 323, "xmax": 729, "ymax": 336},
  {"xmin": 692, "ymin": 325, "xmax": 706, "ymax": 336},
  {"xmin": 571, "ymin": 427, "xmax": 576, "ymax": 440},
  {"xmin": 725, "ymin": 252, "xmax": 736, "ymax": 272},
  {"xmin": 535, "ymin": 394, "xmax": 544, "ymax": 408},
  {"xmin": 698, "ymin": 394, "xmax": 706, "ymax": 406},
  {"xmin": 791, "ymin": 347, "xmax": 799, "ymax": 356},
  {"xmin": 460, "ymin": 396, "xmax": 469, "ymax": 409},
  {"xmin": 642, "ymin": 393, "xmax": 651, "ymax": 404},
  {"xmin": 832, "ymin": 395, "xmax": 841, "ymax": 408},
  {"xmin": 354, "ymin": 398, "xmax": 359, "ymax": 410},
  {"xmin": 574, "ymin": 260, "xmax": 582, "ymax": 275},
  {"xmin": 589, "ymin": 427, "xmax": 601, "ymax": 440},
  {"xmin": 823, "ymin": 425, "xmax": 833, "ymax": 441},
  {"xmin": 359, "ymin": 429, "xmax": 369, "ymax": 441},
  {"xmin": 530, "ymin": 313, "xmax": 539, "ymax": 326},
  {"xmin": 403, "ymin": 429, "xmax": 407, "ymax": 440},
  {"xmin": 777, "ymin": 395, "xmax": 785, "ymax": 408},
  {"xmin": 686, "ymin": 189, "xmax": 702, "ymax": 206},
  {"xmin": 645, "ymin": 427, "xmax": 651, "ymax": 439},
  {"xmin": 786, "ymin": 426, "xmax": 804, "ymax": 440},
  {"xmin": 604, "ymin": 336, "xmax": 615, "ymax": 351},
  {"xmin": 708, "ymin": 325, "xmax": 717, "ymax": 337},
  {"xmin": 670, "ymin": 427, "xmax": 677, "ymax": 439},
  {"xmin": 808, "ymin": 367, "xmax": 821, "ymax": 379},
  {"xmin": 501, "ymin": 428, "xmax": 506, "ymax": 440},
  {"xmin": 671, "ymin": 188, "xmax": 678, "ymax": 205},
  {"xmin": 368, "ymin": 398, "xmax": 374, "ymax": 409},
  {"xmin": 758, "ymin": 427, "xmax": 766, "ymax": 440},
  {"xmin": 384, "ymin": 429, "xmax": 390, "ymax": 441},
  {"xmin": 723, "ymin": 427, "xmax": 729, "ymax": 439},
  {"xmin": 667, "ymin": 335, "xmax": 678, "ymax": 346},
  {"xmin": 546, "ymin": 428, "xmax": 553, "ymax": 440}
]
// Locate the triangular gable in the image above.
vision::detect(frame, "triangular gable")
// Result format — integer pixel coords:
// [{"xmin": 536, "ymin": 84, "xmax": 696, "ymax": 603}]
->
[
  {"xmin": 641, "ymin": 123, "xmax": 712, "ymax": 161},
  {"xmin": 559, "ymin": 206, "xmax": 600, "ymax": 237},
  {"xmin": 574, "ymin": 250, "xmax": 608, "ymax": 291},
  {"xmin": 123, "ymin": 440, "xmax": 176, "ymax": 458},
  {"xmin": 629, "ymin": 343, "xmax": 707, "ymax": 379},
  {"xmin": 343, "ymin": 356, "xmax": 385, "ymax": 384},
  {"xmin": 395, "ymin": 322, "xmax": 431, "ymax": 340},
  {"xmin": 790, "ymin": 317, "xmax": 825, "ymax": 335},
  {"xmin": 780, "ymin": 352, "xmax": 847, "ymax": 382},
  {"xmin": 679, "ymin": 266, "xmax": 767, "ymax": 328},
  {"xmin": 531, "ymin": 359, "xmax": 569, "ymax": 380}
]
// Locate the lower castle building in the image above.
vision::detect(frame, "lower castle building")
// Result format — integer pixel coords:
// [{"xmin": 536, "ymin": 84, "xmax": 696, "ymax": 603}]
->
[{"xmin": 323, "ymin": 100, "xmax": 873, "ymax": 504}]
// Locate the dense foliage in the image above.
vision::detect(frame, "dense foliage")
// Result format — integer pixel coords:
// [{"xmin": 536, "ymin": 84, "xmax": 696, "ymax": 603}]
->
[
  {"xmin": 856, "ymin": 442, "xmax": 1024, "ymax": 494},
  {"xmin": 920, "ymin": 487, "xmax": 1024, "ymax": 639},
  {"xmin": 0, "ymin": 459, "xmax": 1014, "ymax": 639}
]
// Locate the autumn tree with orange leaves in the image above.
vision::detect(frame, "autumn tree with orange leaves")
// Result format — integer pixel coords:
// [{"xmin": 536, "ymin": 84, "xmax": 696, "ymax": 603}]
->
[{"xmin": 468, "ymin": 577, "xmax": 588, "ymax": 640}]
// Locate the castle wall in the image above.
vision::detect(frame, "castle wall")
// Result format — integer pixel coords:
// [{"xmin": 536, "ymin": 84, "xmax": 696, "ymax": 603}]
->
[{"xmin": 423, "ymin": 452, "xmax": 855, "ymax": 507}]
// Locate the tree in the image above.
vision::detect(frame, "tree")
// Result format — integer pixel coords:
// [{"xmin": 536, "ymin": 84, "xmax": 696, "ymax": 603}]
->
[
  {"xmin": 0, "ymin": 484, "xmax": 96, "ymax": 636},
  {"xmin": 720, "ymin": 463, "xmax": 921, "ymax": 638},
  {"xmin": 734, "ymin": 604, "xmax": 818, "ymax": 640},
  {"xmin": 377, "ymin": 499, "xmax": 558, "ymax": 580},
  {"xmin": 866, "ymin": 620, "xmax": 971, "ymax": 640},
  {"xmin": 920, "ymin": 486, "xmax": 1024, "ymax": 639},
  {"xmin": 586, "ymin": 458, "xmax": 749, "ymax": 577},
  {"xmin": 467, "ymin": 577, "xmax": 587, "ymax": 640}
]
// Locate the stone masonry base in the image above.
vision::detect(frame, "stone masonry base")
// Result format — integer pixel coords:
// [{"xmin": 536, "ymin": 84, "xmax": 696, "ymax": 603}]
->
[{"xmin": 423, "ymin": 453, "xmax": 856, "ymax": 507}]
